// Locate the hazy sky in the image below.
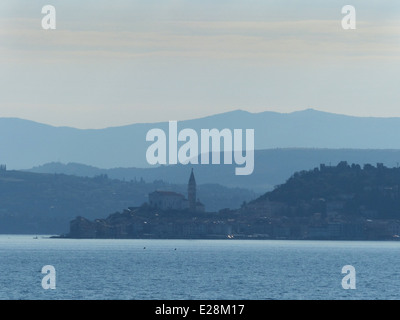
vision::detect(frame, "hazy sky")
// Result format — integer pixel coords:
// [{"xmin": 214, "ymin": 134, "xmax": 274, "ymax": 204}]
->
[{"xmin": 1, "ymin": 0, "xmax": 400, "ymax": 128}]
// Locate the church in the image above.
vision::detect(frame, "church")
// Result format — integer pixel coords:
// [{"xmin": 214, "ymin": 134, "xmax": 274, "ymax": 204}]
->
[{"xmin": 148, "ymin": 169, "xmax": 205, "ymax": 212}]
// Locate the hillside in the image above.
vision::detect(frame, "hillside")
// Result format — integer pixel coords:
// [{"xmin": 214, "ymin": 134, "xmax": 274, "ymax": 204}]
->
[
  {"xmin": 252, "ymin": 161, "xmax": 400, "ymax": 219},
  {"xmin": 0, "ymin": 169, "xmax": 256, "ymax": 234},
  {"xmin": 6, "ymin": 109, "xmax": 400, "ymax": 169}
]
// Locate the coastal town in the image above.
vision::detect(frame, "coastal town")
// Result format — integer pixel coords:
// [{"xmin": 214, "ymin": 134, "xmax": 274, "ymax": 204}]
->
[{"xmin": 68, "ymin": 163, "xmax": 400, "ymax": 240}]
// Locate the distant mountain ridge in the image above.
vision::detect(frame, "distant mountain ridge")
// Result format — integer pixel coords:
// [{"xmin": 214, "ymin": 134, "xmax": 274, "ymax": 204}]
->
[
  {"xmin": 27, "ymin": 148, "xmax": 400, "ymax": 193},
  {"xmin": 4, "ymin": 109, "xmax": 400, "ymax": 169}
]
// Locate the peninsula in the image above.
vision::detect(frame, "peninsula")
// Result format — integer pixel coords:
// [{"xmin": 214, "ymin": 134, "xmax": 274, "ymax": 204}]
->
[{"xmin": 67, "ymin": 162, "xmax": 400, "ymax": 240}]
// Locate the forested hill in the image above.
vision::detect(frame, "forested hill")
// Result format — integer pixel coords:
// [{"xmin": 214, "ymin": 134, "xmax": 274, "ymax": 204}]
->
[{"xmin": 252, "ymin": 162, "xmax": 400, "ymax": 219}]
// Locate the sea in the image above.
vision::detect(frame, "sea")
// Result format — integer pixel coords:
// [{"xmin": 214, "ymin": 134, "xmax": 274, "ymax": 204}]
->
[{"xmin": 0, "ymin": 235, "xmax": 399, "ymax": 300}]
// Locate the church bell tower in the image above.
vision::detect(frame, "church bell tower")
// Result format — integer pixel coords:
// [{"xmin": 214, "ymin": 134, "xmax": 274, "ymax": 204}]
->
[{"xmin": 188, "ymin": 168, "xmax": 196, "ymax": 212}]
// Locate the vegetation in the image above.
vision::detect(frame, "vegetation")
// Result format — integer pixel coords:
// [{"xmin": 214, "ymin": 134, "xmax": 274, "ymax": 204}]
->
[{"xmin": 254, "ymin": 161, "xmax": 400, "ymax": 218}]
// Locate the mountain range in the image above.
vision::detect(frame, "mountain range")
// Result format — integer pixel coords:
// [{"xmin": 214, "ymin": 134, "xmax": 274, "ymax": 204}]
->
[{"xmin": 4, "ymin": 108, "xmax": 400, "ymax": 170}]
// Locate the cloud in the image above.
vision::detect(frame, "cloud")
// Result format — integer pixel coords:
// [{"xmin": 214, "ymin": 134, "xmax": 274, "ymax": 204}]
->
[{"xmin": 1, "ymin": 17, "xmax": 400, "ymax": 64}]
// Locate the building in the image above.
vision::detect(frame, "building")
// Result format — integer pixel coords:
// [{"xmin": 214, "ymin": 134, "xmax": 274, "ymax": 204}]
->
[
  {"xmin": 148, "ymin": 191, "xmax": 187, "ymax": 210},
  {"xmin": 188, "ymin": 168, "xmax": 196, "ymax": 211},
  {"xmin": 148, "ymin": 169, "xmax": 205, "ymax": 212},
  {"xmin": 195, "ymin": 200, "xmax": 205, "ymax": 213}
]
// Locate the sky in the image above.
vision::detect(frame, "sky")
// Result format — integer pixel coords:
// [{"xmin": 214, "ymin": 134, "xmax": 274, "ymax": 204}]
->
[{"xmin": 1, "ymin": 0, "xmax": 400, "ymax": 129}]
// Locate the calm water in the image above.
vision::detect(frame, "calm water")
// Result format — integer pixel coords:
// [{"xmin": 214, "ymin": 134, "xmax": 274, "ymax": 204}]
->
[{"xmin": 0, "ymin": 235, "xmax": 399, "ymax": 300}]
